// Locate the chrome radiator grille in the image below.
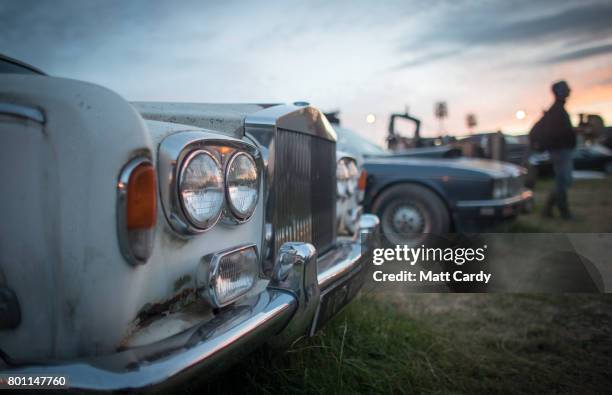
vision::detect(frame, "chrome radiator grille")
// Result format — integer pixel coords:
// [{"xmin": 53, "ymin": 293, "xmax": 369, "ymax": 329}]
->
[{"xmin": 273, "ymin": 128, "xmax": 336, "ymax": 255}]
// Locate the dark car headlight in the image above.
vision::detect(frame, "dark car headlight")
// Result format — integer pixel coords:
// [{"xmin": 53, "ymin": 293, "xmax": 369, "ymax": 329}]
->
[
  {"xmin": 493, "ymin": 177, "xmax": 523, "ymax": 199},
  {"xmin": 493, "ymin": 178, "xmax": 509, "ymax": 199}
]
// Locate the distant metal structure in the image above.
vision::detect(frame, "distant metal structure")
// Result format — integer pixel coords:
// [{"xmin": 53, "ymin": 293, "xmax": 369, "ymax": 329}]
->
[
  {"xmin": 435, "ymin": 101, "xmax": 448, "ymax": 135},
  {"xmin": 386, "ymin": 108, "xmax": 422, "ymax": 150},
  {"xmin": 466, "ymin": 113, "xmax": 477, "ymax": 133}
]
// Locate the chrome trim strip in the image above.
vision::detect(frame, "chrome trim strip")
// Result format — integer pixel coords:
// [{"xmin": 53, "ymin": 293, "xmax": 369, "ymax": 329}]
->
[
  {"xmin": 0, "ymin": 103, "xmax": 44, "ymax": 123},
  {"xmin": 116, "ymin": 156, "xmax": 155, "ymax": 266},
  {"xmin": 1, "ymin": 290, "xmax": 296, "ymax": 391},
  {"xmin": 456, "ymin": 190, "xmax": 534, "ymax": 208}
]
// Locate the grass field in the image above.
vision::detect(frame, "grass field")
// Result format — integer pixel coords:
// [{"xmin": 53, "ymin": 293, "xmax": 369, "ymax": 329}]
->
[
  {"xmin": 505, "ymin": 175, "xmax": 612, "ymax": 233},
  {"xmin": 186, "ymin": 176, "xmax": 612, "ymax": 394},
  {"xmin": 189, "ymin": 294, "xmax": 612, "ymax": 394}
]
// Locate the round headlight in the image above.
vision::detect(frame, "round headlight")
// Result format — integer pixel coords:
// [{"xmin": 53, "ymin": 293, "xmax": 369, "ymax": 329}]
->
[
  {"xmin": 179, "ymin": 150, "xmax": 224, "ymax": 229},
  {"xmin": 226, "ymin": 152, "xmax": 259, "ymax": 220}
]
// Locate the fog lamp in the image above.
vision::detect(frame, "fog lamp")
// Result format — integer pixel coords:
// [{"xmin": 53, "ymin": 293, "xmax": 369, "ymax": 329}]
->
[{"xmin": 197, "ymin": 245, "xmax": 258, "ymax": 308}]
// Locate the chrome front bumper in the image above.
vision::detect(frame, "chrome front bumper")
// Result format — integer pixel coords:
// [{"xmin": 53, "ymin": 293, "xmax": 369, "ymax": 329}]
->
[{"xmin": 1, "ymin": 214, "xmax": 379, "ymax": 391}]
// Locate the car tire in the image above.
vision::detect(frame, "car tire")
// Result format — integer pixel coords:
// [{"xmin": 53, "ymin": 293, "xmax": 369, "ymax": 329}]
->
[{"xmin": 372, "ymin": 183, "xmax": 450, "ymax": 248}]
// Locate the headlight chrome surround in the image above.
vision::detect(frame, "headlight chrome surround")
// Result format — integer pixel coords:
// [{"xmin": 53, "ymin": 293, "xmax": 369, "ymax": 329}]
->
[{"xmin": 225, "ymin": 152, "xmax": 259, "ymax": 221}]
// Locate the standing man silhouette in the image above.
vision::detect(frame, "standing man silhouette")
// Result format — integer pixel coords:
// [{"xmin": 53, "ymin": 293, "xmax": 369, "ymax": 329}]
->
[{"xmin": 531, "ymin": 80, "xmax": 576, "ymax": 219}]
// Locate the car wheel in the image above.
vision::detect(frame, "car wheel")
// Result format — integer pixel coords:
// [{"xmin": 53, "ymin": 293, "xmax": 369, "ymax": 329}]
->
[{"xmin": 372, "ymin": 184, "xmax": 450, "ymax": 247}]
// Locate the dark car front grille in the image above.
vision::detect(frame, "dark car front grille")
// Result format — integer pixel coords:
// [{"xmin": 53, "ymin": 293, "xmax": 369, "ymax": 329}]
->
[{"xmin": 273, "ymin": 128, "xmax": 336, "ymax": 256}]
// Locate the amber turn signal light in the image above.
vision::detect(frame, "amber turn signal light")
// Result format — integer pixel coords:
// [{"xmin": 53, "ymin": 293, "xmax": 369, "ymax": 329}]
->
[
  {"xmin": 117, "ymin": 157, "xmax": 157, "ymax": 265},
  {"xmin": 358, "ymin": 169, "xmax": 367, "ymax": 191},
  {"xmin": 127, "ymin": 163, "xmax": 157, "ymax": 229}
]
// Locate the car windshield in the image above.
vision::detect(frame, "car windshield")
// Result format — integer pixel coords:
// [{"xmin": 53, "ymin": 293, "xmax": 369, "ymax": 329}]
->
[{"xmin": 335, "ymin": 126, "xmax": 388, "ymax": 156}]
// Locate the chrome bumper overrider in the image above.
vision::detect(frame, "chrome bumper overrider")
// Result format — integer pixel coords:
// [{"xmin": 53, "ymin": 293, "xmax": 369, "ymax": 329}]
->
[{"xmin": 1, "ymin": 214, "xmax": 379, "ymax": 391}]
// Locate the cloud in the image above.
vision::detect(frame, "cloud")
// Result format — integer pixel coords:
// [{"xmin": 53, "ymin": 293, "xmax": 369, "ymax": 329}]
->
[
  {"xmin": 0, "ymin": 0, "xmax": 220, "ymax": 72},
  {"xmin": 402, "ymin": 1, "xmax": 612, "ymax": 49},
  {"xmin": 541, "ymin": 43, "xmax": 612, "ymax": 64},
  {"xmin": 474, "ymin": 2, "xmax": 612, "ymax": 45},
  {"xmin": 392, "ymin": 49, "xmax": 461, "ymax": 69}
]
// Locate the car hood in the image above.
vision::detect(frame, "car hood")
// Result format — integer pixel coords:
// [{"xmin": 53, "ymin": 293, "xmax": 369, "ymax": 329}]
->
[
  {"xmin": 365, "ymin": 156, "xmax": 524, "ymax": 178},
  {"xmin": 131, "ymin": 101, "xmax": 266, "ymax": 139}
]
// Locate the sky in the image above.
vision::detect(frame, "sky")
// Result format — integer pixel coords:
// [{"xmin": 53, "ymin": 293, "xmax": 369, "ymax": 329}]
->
[{"xmin": 1, "ymin": 0, "xmax": 611, "ymax": 145}]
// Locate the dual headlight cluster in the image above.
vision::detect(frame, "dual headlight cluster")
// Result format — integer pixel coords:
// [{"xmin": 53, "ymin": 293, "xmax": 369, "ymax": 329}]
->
[
  {"xmin": 179, "ymin": 149, "xmax": 259, "ymax": 231},
  {"xmin": 336, "ymin": 157, "xmax": 360, "ymax": 198}
]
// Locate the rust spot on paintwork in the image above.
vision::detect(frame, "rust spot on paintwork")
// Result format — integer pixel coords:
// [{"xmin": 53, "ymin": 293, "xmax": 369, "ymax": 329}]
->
[
  {"xmin": 136, "ymin": 289, "xmax": 196, "ymax": 325},
  {"xmin": 118, "ymin": 288, "xmax": 199, "ymax": 350}
]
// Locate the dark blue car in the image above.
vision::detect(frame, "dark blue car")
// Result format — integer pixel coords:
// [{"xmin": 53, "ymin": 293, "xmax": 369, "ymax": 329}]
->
[{"xmin": 334, "ymin": 125, "xmax": 533, "ymax": 246}]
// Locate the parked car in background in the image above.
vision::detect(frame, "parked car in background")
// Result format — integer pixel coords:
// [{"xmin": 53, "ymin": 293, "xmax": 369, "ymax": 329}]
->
[
  {"xmin": 455, "ymin": 131, "xmax": 612, "ymax": 178},
  {"xmin": 453, "ymin": 132, "xmax": 537, "ymax": 187},
  {"xmin": 454, "ymin": 132, "xmax": 530, "ymax": 166},
  {"xmin": 0, "ymin": 55, "xmax": 379, "ymax": 391},
  {"xmin": 530, "ymin": 144, "xmax": 612, "ymax": 176},
  {"xmin": 332, "ymin": 121, "xmax": 532, "ymax": 247}
]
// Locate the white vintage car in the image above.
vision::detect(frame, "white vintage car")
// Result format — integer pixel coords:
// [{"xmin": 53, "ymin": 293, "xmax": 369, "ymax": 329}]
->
[{"xmin": 0, "ymin": 55, "xmax": 379, "ymax": 391}]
